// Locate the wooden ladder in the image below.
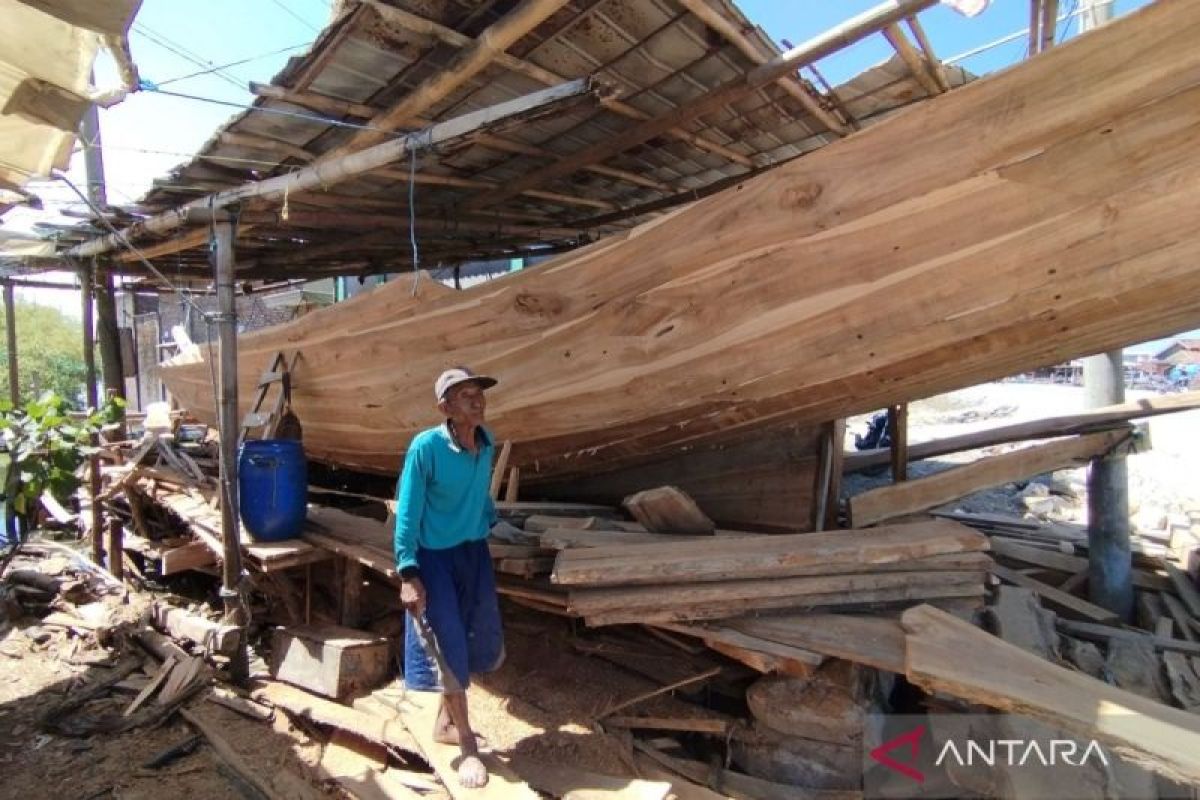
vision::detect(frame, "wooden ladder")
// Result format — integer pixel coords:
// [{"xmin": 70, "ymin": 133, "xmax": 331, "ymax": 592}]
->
[{"xmin": 239, "ymin": 351, "xmax": 299, "ymax": 446}]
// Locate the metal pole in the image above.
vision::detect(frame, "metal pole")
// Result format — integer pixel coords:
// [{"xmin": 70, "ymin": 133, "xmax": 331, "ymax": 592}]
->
[
  {"xmin": 81, "ymin": 263, "xmax": 103, "ymax": 565},
  {"xmin": 214, "ymin": 217, "xmax": 249, "ymax": 683},
  {"xmin": 1079, "ymin": 0, "xmax": 1131, "ymax": 621},
  {"xmin": 3, "ymin": 284, "xmax": 17, "ymax": 406}
]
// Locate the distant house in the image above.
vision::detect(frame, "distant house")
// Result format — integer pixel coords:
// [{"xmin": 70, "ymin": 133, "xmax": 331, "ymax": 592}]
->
[{"xmin": 1155, "ymin": 339, "xmax": 1200, "ymax": 365}]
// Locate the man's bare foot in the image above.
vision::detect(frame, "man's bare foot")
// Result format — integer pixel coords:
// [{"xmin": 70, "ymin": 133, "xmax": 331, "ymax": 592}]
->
[{"xmin": 458, "ymin": 754, "xmax": 489, "ymax": 788}]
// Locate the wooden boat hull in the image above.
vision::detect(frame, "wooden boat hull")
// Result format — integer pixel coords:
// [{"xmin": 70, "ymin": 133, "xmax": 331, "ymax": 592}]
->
[{"xmin": 162, "ymin": 0, "xmax": 1200, "ymax": 484}]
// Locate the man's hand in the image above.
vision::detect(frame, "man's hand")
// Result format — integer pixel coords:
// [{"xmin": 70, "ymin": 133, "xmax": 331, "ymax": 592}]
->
[{"xmin": 400, "ymin": 576, "xmax": 426, "ymax": 617}]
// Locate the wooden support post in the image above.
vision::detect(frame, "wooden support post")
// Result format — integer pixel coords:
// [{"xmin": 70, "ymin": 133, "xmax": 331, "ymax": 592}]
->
[
  {"xmin": 812, "ymin": 419, "xmax": 846, "ymax": 531},
  {"xmin": 3, "ymin": 283, "xmax": 16, "ymax": 406},
  {"xmin": 340, "ymin": 558, "xmax": 363, "ymax": 628},
  {"xmin": 826, "ymin": 419, "xmax": 846, "ymax": 530},
  {"xmin": 1085, "ymin": 351, "xmax": 1132, "ymax": 622},
  {"xmin": 889, "ymin": 403, "xmax": 909, "ymax": 482},
  {"xmin": 81, "ymin": 262, "xmax": 103, "ymax": 565},
  {"xmin": 490, "ymin": 440, "xmax": 512, "ymax": 500},
  {"xmin": 95, "ymin": 269, "xmax": 124, "ymax": 403},
  {"xmin": 107, "ymin": 518, "xmax": 123, "ymax": 580},
  {"xmin": 1029, "ymin": 0, "xmax": 1044, "ymax": 55},
  {"xmin": 214, "ymin": 217, "xmax": 249, "ymax": 683},
  {"xmin": 1040, "ymin": 0, "xmax": 1060, "ymax": 53},
  {"xmin": 505, "ymin": 466, "xmax": 521, "ymax": 503}
]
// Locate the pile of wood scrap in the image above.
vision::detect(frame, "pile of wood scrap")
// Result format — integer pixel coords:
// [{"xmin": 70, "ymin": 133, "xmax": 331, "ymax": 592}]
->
[{"xmin": 550, "ymin": 519, "xmax": 992, "ymax": 626}]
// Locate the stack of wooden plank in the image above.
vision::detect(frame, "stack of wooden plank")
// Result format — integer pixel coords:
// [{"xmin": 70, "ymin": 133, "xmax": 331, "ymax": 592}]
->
[{"xmin": 549, "ymin": 519, "xmax": 992, "ymax": 626}]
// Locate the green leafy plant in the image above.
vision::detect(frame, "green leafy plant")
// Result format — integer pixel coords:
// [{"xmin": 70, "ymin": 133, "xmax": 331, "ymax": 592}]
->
[{"xmin": 0, "ymin": 391, "xmax": 124, "ymax": 540}]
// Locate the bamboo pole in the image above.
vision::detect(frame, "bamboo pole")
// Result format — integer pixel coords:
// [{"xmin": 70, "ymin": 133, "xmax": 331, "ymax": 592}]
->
[
  {"xmin": 81, "ymin": 263, "xmax": 103, "ymax": 565},
  {"xmin": 213, "ymin": 218, "xmax": 249, "ymax": 684},
  {"xmin": 674, "ymin": 0, "xmax": 850, "ymax": 135},
  {"xmin": 882, "ymin": 24, "xmax": 944, "ymax": 96},
  {"xmin": 361, "ymin": 0, "xmax": 754, "ymax": 167},
  {"xmin": 1041, "ymin": 0, "xmax": 1060, "ymax": 53},
  {"xmin": 251, "ymin": 82, "xmax": 672, "ymax": 191},
  {"xmin": 1029, "ymin": 0, "xmax": 1043, "ymax": 55},
  {"xmin": 904, "ymin": 16, "xmax": 952, "ymax": 92},
  {"xmin": 67, "ymin": 78, "xmax": 593, "ymax": 259},
  {"xmin": 332, "ymin": 0, "xmax": 572, "ymax": 156},
  {"xmin": 462, "ymin": 0, "xmax": 939, "ymax": 212},
  {"xmin": 3, "ymin": 283, "xmax": 16, "ymax": 406}
]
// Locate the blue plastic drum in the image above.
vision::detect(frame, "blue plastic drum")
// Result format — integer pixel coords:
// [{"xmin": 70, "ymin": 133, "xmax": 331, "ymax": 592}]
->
[{"xmin": 238, "ymin": 439, "xmax": 307, "ymax": 541}]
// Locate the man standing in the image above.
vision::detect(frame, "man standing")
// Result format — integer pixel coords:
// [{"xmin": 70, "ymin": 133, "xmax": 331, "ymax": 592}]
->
[{"xmin": 395, "ymin": 367, "xmax": 504, "ymax": 788}]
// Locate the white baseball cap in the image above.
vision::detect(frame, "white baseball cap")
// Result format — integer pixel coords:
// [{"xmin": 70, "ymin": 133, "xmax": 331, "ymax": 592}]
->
[{"xmin": 435, "ymin": 366, "xmax": 497, "ymax": 401}]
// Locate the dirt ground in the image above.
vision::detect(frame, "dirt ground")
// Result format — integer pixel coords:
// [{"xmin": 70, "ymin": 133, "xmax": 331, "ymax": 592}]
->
[{"xmin": 0, "ymin": 570, "xmax": 727, "ymax": 799}]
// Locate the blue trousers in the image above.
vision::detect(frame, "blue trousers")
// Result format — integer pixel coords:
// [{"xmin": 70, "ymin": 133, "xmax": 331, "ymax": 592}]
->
[{"xmin": 403, "ymin": 538, "xmax": 504, "ymax": 691}]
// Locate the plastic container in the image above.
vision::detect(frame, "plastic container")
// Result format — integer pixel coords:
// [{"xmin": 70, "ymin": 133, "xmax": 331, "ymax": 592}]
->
[{"xmin": 238, "ymin": 439, "xmax": 307, "ymax": 541}]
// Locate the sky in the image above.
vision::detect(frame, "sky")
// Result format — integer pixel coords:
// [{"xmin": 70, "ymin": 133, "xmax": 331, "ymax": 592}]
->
[{"xmin": 2, "ymin": 0, "xmax": 1163, "ymax": 342}]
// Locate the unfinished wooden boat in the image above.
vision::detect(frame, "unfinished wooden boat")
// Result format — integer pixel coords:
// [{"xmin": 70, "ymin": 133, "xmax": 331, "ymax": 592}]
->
[{"xmin": 163, "ymin": 1, "xmax": 1200, "ymax": 508}]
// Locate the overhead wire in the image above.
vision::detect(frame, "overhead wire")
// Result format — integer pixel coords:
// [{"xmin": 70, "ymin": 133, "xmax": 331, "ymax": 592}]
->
[
  {"xmin": 266, "ymin": 0, "xmax": 321, "ymax": 32},
  {"xmin": 154, "ymin": 41, "xmax": 310, "ymax": 88},
  {"xmin": 132, "ymin": 23, "xmax": 246, "ymax": 91}
]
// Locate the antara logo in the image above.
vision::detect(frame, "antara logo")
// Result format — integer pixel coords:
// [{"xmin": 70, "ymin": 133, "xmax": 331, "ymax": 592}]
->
[
  {"xmin": 870, "ymin": 725, "xmax": 926, "ymax": 783},
  {"xmin": 935, "ymin": 738, "xmax": 1109, "ymax": 768}
]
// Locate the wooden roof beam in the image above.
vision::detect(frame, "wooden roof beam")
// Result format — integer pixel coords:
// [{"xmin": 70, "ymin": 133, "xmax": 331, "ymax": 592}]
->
[
  {"xmin": 904, "ymin": 16, "xmax": 951, "ymax": 92},
  {"xmin": 461, "ymin": 0, "xmax": 938, "ymax": 213},
  {"xmin": 250, "ymin": 83, "xmax": 670, "ymax": 192},
  {"xmin": 361, "ymin": 0, "xmax": 753, "ymax": 168},
  {"xmin": 330, "ymin": 0, "xmax": 572, "ymax": 156},
  {"xmin": 370, "ymin": 167, "xmax": 616, "ymax": 209},
  {"xmin": 218, "ymin": 131, "xmax": 316, "ymax": 162},
  {"xmin": 674, "ymin": 0, "xmax": 850, "ymax": 135},
  {"xmin": 67, "ymin": 78, "xmax": 594, "ymax": 258},
  {"xmin": 881, "ymin": 24, "xmax": 944, "ymax": 96}
]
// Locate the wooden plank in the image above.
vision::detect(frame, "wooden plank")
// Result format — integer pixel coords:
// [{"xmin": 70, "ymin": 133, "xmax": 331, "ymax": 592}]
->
[
  {"xmin": 150, "ymin": 603, "xmax": 240, "ymax": 655},
  {"xmin": 253, "ymin": 680, "xmax": 420, "ymax": 755},
  {"xmin": 490, "ymin": 440, "xmax": 512, "ymax": 500},
  {"xmin": 727, "ymin": 614, "xmax": 905, "ymax": 674},
  {"xmin": 989, "ymin": 563, "xmax": 1120, "ymax": 623},
  {"xmin": 622, "ymin": 486, "xmax": 714, "ymax": 535},
  {"xmin": 658, "ymin": 622, "xmax": 824, "ymax": 677},
  {"xmin": 507, "ymin": 755, "xmax": 671, "ymax": 800},
  {"xmin": 160, "ymin": 540, "xmax": 218, "ymax": 575},
  {"xmin": 1055, "ymin": 619, "xmax": 1200, "ymax": 656},
  {"xmin": 504, "ymin": 466, "xmax": 520, "ymax": 503},
  {"xmin": 1161, "ymin": 593, "xmax": 1198, "ymax": 643},
  {"xmin": 902, "ymin": 604, "xmax": 1200, "ymax": 785},
  {"xmin": 1166, "ymin": 563, "xmax": 1200, "ymax": 618},
  {"xmin": 551, "ymin": 519, "xmax": 988, "ymax": 587},
  {"xmin": 846, "ymin": 390, "xmax": 1200, "ymax": 473},
  {"xmin": 603, "ymin": 716, "xmax": 728, "ymax": 735},
  {"xmin": 317, "ymin": 729, "xmax": 424, "ymax": 800},
  {"xmin": 538, "ymin": 529, "xmax": 724, "ymax": 550},
  {"xmin": 568, "ymin": 570, "xmax": 986, "ymax": 616},
  {"xmin": 123, "ymin": 656, "xmax": 177, "ymax": 717},
  {"xmin": 849, "ymin": 430, "xmax": 1133, "ymax": 528},
  {"xmin": 523, "ymin": 515, "xmax": 646, "ymax": 534},
  {"xmin": 359, "ymin": 686, "xmax": 540, "ymax": 799},
  {"xmin": 585, "ymin": 583, "xmax": 985, "ymax": 626},
  {"xmin": 180, "ymin": 707, "xmax": 291, "ymax": 800},
  {"xmin": 990, "ymin": 538, "xmax": 1169, "ymax": 591}
]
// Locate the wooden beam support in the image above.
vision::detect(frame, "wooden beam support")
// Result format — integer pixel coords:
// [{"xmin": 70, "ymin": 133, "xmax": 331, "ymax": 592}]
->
[
  {"xmin": 219, "ymin": 131, "xmax": 315, "ymax": 162},
  {"xmin": 849, "ymin": 429, "xmax": 1135, "ymax": 528},
  {"xmin": 888, "ymin": 402, "xmax": 908, "ymax": 482},
  {"xmin": 332, "ymin": 0, "xmax": 572, "ymax": 156},
  {"xmin": 904, "ymin": 15, "xmax": 952, "ymax": 92},
  {"xmin": 846, "ymin": 390, "xmax": 1200, "ymax": 473},
  {"xmin": 881, "ymin": 24, "xmax": 944, "ymax": 96},
  {"xmin": 461, "ymin": 0, "xmax": 938, "ymax": 212},
  {"xmin": 68, "ymin": 79, "xmax": 595, "ymax": 258},
  {"xmin": 362, "ymin": 0, "xmax": 754, "ymax": 168},
  {"xmin": 250, "ymin": 82, "xmax": 671, "ymax": 192},
  {"xmin": 674, "ymin": 0, "xmax": 849, "ymax": 135},
  {"xmin": 990, "ymin": 563, "xmax": 1119, "ymax": 623}
]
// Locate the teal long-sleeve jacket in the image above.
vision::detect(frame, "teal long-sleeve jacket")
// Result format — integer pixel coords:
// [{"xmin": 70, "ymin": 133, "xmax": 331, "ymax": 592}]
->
[{"xmin": 393, "ymin": 422, "xmax": 497, "ymax": 576}]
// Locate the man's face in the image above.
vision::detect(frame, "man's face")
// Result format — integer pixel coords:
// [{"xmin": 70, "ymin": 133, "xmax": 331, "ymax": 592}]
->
[{"xmin": 440, "ymin": 381, "xmax": 487, "ymax": 427}]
